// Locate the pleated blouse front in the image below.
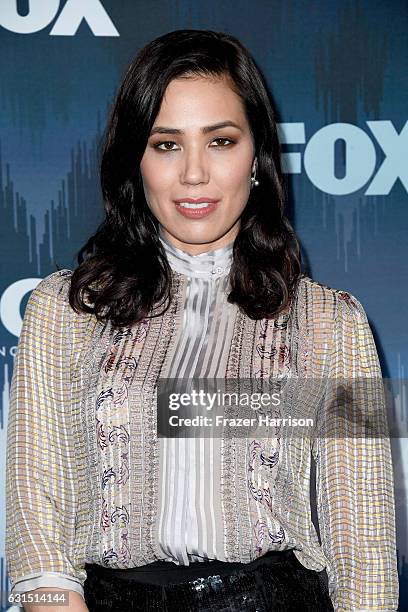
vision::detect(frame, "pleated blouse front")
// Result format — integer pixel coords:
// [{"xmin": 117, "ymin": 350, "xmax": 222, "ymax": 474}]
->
[{"xmin": 156, "ymin": 233, "xmax": 238, "ymax": 565}]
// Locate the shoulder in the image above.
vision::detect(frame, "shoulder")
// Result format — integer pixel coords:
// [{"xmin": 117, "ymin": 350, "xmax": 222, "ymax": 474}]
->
[
  {"xmin": 295, "ymin": 275, "xmax": 378, "ymax": 375},
  {"xmin": 29, "ymin": 269, "xmax": 73, "ymax": 305},
  {"xmin": 17, "ymin": 271, "xmax": 76, "ymax": 346},
  {"xmin": 297, "ymin": 276, "xmax": 381, "ymax": 376},
  {"xmin": 297, "ymin": 273, "xmax": 368, "ymax": 323},
  {"xmin": 22, "ymin": 270, "xmax": 99, "ymax": 346},
  {"xmin": 24, "ymin": 270, "xmax": 75, "ymax": 325}
]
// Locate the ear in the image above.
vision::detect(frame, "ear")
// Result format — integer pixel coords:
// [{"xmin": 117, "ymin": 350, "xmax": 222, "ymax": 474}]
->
[{"xmin": 252, "ymin": 157, "xmax": 258, "ymax": 173}]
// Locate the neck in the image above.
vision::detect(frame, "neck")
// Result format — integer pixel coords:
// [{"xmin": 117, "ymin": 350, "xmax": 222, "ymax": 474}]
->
[
  {"xmin": 158, "ymin": 230, "xmax": 234, "ymax": 279},
  {"xmin": 159, "ymin": 227, "xmax": 237, "ymax": 256}
]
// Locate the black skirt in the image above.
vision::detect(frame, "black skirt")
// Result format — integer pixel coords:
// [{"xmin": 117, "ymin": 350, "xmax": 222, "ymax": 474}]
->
[{"xmin": 83, "ymin": 549, "xmax": 334, "ymax": 612}]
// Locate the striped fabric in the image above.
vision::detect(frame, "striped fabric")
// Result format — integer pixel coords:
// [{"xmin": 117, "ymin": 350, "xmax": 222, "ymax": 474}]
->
[
  {"xmin": 156, "ymin": 233, "xmax": 237, "ymax": 564},
  {"xmin": 5, "ymin": 237, "xmax": 399, "ymax": 611}
]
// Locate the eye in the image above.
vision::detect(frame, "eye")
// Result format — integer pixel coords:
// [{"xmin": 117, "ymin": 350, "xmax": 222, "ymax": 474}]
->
[
  {"xmin": 154, "ymin": 141, "xmax": 179, "ymax": 151},
  {"xmin": 210, "ymin": 137, "xmax": 234, "ymax": 147},
  {"xmin": 152, "ymin": 137, "xmax": 235, "ymax": 152}
]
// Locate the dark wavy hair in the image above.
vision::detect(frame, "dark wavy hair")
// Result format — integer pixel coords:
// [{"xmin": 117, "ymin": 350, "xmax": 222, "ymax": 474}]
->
[{"xmin": 69, "ymin": 29, "xmax": 302, "ymax": 326}]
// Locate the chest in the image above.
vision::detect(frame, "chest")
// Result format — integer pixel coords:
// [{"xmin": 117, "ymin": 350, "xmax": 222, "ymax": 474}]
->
[{"xmin": 73, "ymin": 274, "xmax": 312, "ymax": 446}]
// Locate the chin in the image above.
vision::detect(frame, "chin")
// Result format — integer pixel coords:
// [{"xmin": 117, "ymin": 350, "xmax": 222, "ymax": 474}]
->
[{"xmin": 176, "ymin": 232, "xmax": 227, "ymax": 245}]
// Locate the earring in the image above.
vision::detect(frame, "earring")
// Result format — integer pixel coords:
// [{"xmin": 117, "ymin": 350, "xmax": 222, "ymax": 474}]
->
[{"xmin": 250, "ymin": 166, "xmax": 259, "ymax": 188}]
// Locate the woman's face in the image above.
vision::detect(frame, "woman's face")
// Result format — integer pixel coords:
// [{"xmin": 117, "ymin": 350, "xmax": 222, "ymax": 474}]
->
[{"xmin": 140, "ymin": 73, "xmax": 256, "ymax": 254}]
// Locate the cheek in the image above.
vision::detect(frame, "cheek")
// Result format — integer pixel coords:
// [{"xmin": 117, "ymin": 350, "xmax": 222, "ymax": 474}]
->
[
  {"xmin": 140, "ymin": 156, "xmax": 173, "ymax": 199},
  {"xmin": 215, "ymin": 163, "xmax": 251, "ymax": 198},
  {"xmin": 213, "ymin": 150, "xmax": 252, "ymax": 186}
]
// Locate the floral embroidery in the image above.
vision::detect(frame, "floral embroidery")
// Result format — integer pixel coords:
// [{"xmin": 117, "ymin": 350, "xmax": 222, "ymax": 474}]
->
[
  {"xmin": 118, "ymin": 531, "xmax": 132, "ymax": 565},
  {"xmin": 109, "ymin": 424, "xmax": 131, "ymax": 445},
  {"xmin": 337, "ymin": 290, "xmax": 359, "ymax": 311},
  {"xmin": 95, "ymin": 319, "xmax": 150, "ymax": 565},
  {"xmin": 278, "ymin": 343, "xmax": 290, "ymax": 367},
  {"xmin": 101, "ymin": 467, "xmax": 116, "ymax": 489},
  {"xmin": 115, "ymin": 450, "xmax": 130, "ymax": 485},
  {"xmin": 253, "ymin": 519, "xmax": 285, "ymax": 554},
  {"xmin": 249, "ymin": 311, "xmax": 291, "ymax": 554},
  {"xmin": 96, "ymin": 417, "xmax": 108, "ymax": 451},
  {"xmin": 111, "ymin": 505, "xmax": 130, "ymax": 527},
  {"xmin": 100, "ymin": 498, "xmax": 110, "ymax": 531},
  {"xmin": 256, "ymin": 344, "xmax": 277, "ymax": 361},
  {"xmin": 102, "ymin": 548, "xmax": 118, "ymax": 564},
  {"xmin": 248, "ymin": 439, "xmax": 280, "ymax": 513}
]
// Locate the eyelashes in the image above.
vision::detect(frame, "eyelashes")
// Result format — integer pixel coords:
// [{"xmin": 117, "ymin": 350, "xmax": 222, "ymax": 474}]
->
[{"xmin": 152, "ymin": 137, "xmax": 236, "ymax": 152}]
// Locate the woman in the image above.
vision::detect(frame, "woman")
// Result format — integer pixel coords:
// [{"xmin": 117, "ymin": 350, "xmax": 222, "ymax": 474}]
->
[{"xmin": 5, "ymin": 29, "xmax": 398, "ymax": 612}]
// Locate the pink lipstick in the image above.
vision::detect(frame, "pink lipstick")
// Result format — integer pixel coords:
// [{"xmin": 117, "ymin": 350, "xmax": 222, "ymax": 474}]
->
[{"xmin": 174, "ymin": 198, "xmax": 220, "ymax": 219}]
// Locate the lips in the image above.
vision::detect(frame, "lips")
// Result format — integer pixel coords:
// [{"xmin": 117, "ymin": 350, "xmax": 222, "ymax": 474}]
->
[
  {"xmin": 174, "ymin": 199, "xmax": 219, "ymax": 219},
  {"xmin": 174, "ymin": 198, "xmax": 220, "ymax": 204}
]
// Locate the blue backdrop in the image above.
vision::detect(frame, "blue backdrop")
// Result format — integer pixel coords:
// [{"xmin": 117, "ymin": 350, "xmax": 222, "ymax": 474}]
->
[{"xmin": 0, "ymin": 1, "xmax": 407, "ymax": 610}]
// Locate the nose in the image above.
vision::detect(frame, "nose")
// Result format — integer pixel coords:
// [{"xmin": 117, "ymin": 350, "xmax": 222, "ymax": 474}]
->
[{"xmin": 180, "ymin": 147, "xmax": 209, "ymax": 185}]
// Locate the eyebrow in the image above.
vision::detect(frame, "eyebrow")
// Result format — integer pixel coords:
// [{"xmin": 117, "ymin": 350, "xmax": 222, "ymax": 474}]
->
[{"xmin": 149, "ymin": 120, "xmax": 243, "ymax": 136}]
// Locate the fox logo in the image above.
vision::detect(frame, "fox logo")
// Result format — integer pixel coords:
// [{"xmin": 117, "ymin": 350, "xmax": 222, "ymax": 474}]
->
[{"xmin": 0, "ymin": 0, "xmax": 119, "ymax": 36}]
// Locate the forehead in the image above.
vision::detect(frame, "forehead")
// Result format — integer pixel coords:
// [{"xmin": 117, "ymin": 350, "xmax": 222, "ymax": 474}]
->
[{"xmin": 155, "ymin": 74, "xmax": 247, "ymax": 124}]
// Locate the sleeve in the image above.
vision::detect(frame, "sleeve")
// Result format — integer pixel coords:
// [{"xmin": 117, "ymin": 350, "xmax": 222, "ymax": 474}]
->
[
  {"xmin": 311, "ymin": 292, "xmax": 399, "ymax": 612},
  {"xmin": 5, "ymin": 272, "xmax": 87, "ymax": 601}
]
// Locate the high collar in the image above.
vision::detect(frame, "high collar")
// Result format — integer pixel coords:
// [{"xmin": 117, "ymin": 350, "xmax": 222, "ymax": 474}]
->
[{"xmin": 158, "ymin": 231, "xmax": 234, "ymax": 279}]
